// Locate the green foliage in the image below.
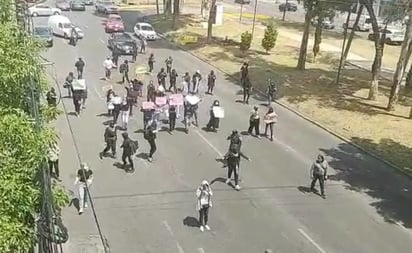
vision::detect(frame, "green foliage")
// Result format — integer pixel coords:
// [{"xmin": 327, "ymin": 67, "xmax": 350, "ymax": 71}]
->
[
  {"xmin": 0, "ymin": 216, "xmax": 35, "ymax": 253},
  {"xmin": 261, "ymin": 22, "xmax": 278, "ymax": 53},
  {"xmin": 52, "ymin": 183, "xmax": 70, "ymax": 213},
  {"xmin": 240, "ymin": 31, "xmax": 252, "ymax": 52}
]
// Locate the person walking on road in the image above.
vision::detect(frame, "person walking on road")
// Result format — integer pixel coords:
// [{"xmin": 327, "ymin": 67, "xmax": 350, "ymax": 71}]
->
[
  {"xmin": 144, "ymin": 125, "xmax": 157, "ymax": 162},
  {"xmin": 132, "ymin": 45, "xmax": 138, "ymax": 62},
  {"xmin": 140, "ymin": 37, "xmax": 147, "ymax": 54},
  {"xmin": 240, "ymin": 62, "xmax": 249, "ymax": 87},
  {"xmin": 266, "ymin": 78, "xmax": 277, "ymax": 106},
  {"xmin": 224, "ymin": 146, "xmax": 249, "ymax": 191},
  {"xmin": 120, "ymin": 99, "xmax": 130, "ymax": 130},
  {"xmin": 169, "ymin": 69, "xmax": 178, "ymax": 92},
  {"xmin": 207, "ymin": 70, "xmax": 216, "ymax": 95},
  {"xmin": 119, "ymin": 60, "xmax": 130, "ymax": 84},
  {"xmin": 191, "ymin": 70, "xmax": 202, "ymax": 94},
  {"xmin": 263, "ymin": 107, "xmax": 277, "ymax": 141},
  {"xmin": 47, "ymin": 142, "xmax": 61, "ymax": 181},
  {"xmin": 165, "ymin": 56, "xmax": 173, "ymax": 74},
  {"xmin": 100, "ymin": 122, "xmax": 117, "ymax": 159},
  {"xmin": 112, "ymin": 94, "xmax": 122, "ymax": 125},
  {"xmin": 168, "ymin": 105, "xmax": 177, "ymax": 133},
  {"xmin": 242, "ymin": 76, "xmax": 252, "ymax": 104},
  {"xmin": 120, "ymin": 132, "xmax": 136, "ymax": 172},
  {"xmin": 196, "ymin": 180, "xmax": 212, "ymax": 232},
  {"xmin": 112, "ymin": 47, "xmax": 120, "ymax": 67},
  {"xmin": 74, "ymin": 163, "xmax": 93, "ymax": 215},
  {"xmin": 72, "ymin": 89, "xmax": 82, "ymax": 117},
  {"xmin": 64, "ymin": 72, "xmax": 74, "ymax": 98},
  {"xmin": 75, "ymin": 57, "xmax": 85, "ymax": 79},
  {"xmin": 147, "ymin": 80, "xmax": 156, "ymax": 102},
  {"xmin": 148, "ymin": 53, "xmax": 155, "ymax": 73},
  {"xmin": 157, "ymin": 67, "xmax": 167, "ymax": 89},
  {"xmin": 103, "ymin": 57, "xmax": 115, "ymax": 80},
  {"xmin": 248, "ymin": 106, "xmax": 260, "ymax": 137},
  {"xmin": 310, "ymin": 154, "xmax": 329, "ymax": 199}
]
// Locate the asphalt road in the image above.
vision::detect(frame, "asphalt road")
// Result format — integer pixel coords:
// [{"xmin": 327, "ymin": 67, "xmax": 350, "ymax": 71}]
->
[{"xmin": 34, "ymin": 4, "xmax": 412, "ymax": 253}]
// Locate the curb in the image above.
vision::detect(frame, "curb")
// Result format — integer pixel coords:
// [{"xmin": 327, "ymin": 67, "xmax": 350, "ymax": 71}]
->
[{"xmin": 157, "ymin": 32, "xmax": 411, "ymax": 179}]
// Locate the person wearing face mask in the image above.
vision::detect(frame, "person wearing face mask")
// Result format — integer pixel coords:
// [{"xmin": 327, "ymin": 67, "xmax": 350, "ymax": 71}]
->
[{"xmin": 196, "ymin": 180, "xmax": 213, "ymax": 232}]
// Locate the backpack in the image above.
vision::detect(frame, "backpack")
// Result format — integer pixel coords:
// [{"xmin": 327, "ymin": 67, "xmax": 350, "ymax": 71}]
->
[{"xmin": 130, "ymin": 140, "xmax": 139, "ymax": 154}]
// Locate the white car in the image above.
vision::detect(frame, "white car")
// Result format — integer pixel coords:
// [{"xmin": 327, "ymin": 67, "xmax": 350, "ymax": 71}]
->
[
  {"xmin": 367, "ymin": 26, "xmax": 405, "ymax": 45},
  {"xmin": 29, "ymin": 5, "xmax": 61, "ymax": 17},
  {"xmin": 134, "ymin": 22, "xmax": 157, "ymax": 41}
]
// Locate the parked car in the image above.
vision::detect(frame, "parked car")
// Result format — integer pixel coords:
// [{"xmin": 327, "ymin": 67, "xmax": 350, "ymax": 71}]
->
[
  {"xmin": 84, "ymin": 0, "xmax": 93, "ymax": 5},
  {"xmin": 134, "ymin": 22, "xmax": 157, "ymax": 40},
  {"xmin": 71, "ymin": 0, "xmax": 86, "ymax": 11},
  {"xmin": 108, "ymin": 32, "xmax": 137, "ymax": 55},
  {"xmin": 279, "ymin": 2, "xmax": 297, "ymax": 12},
  {"xmin": 33, "ymin": 26, "xmax": 53, "ymax": 47},
  {"xmin": 29, "ymin": 5, "xmax": 62, "ymax": 16},
  {"xmin": 311, "ymin": 18, "xmax": 335, "ymax": 29},
  {"xmin": 367, "ymin": 27, "xmax": 405, "ymax": 45},
  {"xmin": 104, "ymin": 14, "xmax": 125, "ymax": 33},
  {"xmin": 234, "ymin": 0, "xmax": 250, "ymax": 4},
  {"xmin": 96, "ymin": 1, "xmax": 118, "ymax": 14},
  {"xmin": 55, "ymin": 1, "xmax": 70, "ymax": 11}
]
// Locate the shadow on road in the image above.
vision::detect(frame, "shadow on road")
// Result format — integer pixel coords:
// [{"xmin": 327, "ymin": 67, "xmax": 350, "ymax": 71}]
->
[{"xmin": 183, "ymin": 216, "xmax": 199, "ymax": 227}]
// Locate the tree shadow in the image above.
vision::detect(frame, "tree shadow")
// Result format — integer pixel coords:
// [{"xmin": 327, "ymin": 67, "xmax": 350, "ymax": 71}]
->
[{"xmin": 321, "ymin": 137, "xmax": 412, "ymax": 228}]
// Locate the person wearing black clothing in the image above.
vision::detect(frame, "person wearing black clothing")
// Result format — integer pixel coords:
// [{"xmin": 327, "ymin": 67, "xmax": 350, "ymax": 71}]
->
[
  {"xmin": 74, "ymin": 163, "xmax": 93, "ymax": 214},
  {"xmin": 121, "ymin": 132, "xmax": 134, "ymax": 171},
  {"xmin": 243, "ymin": 76, "xmax": 251, "ymax": 104},
  {"xmin": 75, "ymin": 57, "xmax": 85, "ymax": 79},
  {"xmin": 207, "ymin": 70, "xmax": 216, "ymax": 95},
  {"xmin": 248, "ymin": 106, "xmax": 260, "ymax": 137},
  {"xmin": 46, "ymin": 87, "xmax": 57, "ymax": 106},
  {"xmin": 240, "ymin": 62, "xmax": 249, "ymax": 86},
  {"xmin": 157, "ymin": 68, "xmax": 167, "ymax": 89},
  {"xmin": 266, "ymin": 79, "xmax": 277, "ymax": 106},
  {"xmin": 169, "ymin": 69, "xmax": 178, "ymax": 92},
  {"xmin": 227, "ymin": 130, "xmax": 242, "ymax": 151},
  {"xmin": 132, "ymin": 45, "xmax": 138, "ymax": 62},
  {"xmin": 168, "ymin": 105, "xmax": 177, "ymax": 132},
  {"xmin": 119, "ymin": 60, "xmax": 130, "ymax": 84},
  {"xmin": 148, "ymin": 53, "xmax": 155, "ymax": 73},
  {"xmin": 112, "ymin": 47, "xmax": 120, "ymax": 67},
  {"xmin": 142, "ymin": 108, "xmax": 154, "ymax": 130},
  {"xmin": 310, "ymin": 154, "xmax": 329, "ymax": 199},
  {"xmin": 125, "ymin": 85, "xmax": 135, "ymax": 116},
  {"xmin": 224, "ymin": 146, "xmax": 249, "ymax": 191},
  {"xmin": 165, "ymin": 56, "xmax": 173, "ymax": 74},
  {"xmin": 206, "ymin": 100, "xmax": 220, "ymax": 132},
  {"xmin": 64, "ymin": 72, "xmax": 74, "ymax": 98},
  {"xmin": 183, "ymin": 72, "xmax": 191, "ymax": 84},
  {"xmin": 100, "ymin": 122, "xmax": 117, "ymax": 158},
  {"xmin": 144, "ymin": 125, "xmax": 157, "ymax": 162},
  {"xmin": 140, "ymin": 37, "xmax": 147, "ymax": 53},
  {"xmin": 147, "ymin": 81, "xmax": 156, "ymax": 102},
  {"xmin": 72, "ymin": 90, "xmax": 82, "ymax": 116}
]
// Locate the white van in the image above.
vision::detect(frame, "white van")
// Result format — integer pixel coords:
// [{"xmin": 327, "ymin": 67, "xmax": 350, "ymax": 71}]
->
[{"xmin": 48, "ymin": 15, "xmax": 72, "ymax": 38}]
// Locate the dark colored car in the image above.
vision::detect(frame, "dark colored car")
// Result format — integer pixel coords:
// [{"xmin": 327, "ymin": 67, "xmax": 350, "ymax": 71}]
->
[
  {"xmin": 71, "ymin": 0, "xmax": 86, "ymax": 11},
  {"xmin": 279, "ymin": 2, "xmax": 297, "ymax": 12},
  {"xmin": 234, "ymin": 0, "xmax": 250, "ymax": 4},
  {"xmin": 33, "ymin": 26, "xmax": 53, "ymax": 47},
  {"xmin": 108, "ymin": 32, "xmax": 137, "ymax": 55}
]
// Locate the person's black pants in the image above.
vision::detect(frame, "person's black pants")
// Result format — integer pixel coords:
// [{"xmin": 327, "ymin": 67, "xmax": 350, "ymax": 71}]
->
[
  {"xmin": 168, "ymin": 81, "xmax": 176, "ymax": 92},
  {"xmin": 113, "ymin": 109, "xmax": 120, "ymax": 124},
  {"xmin": 103, "ymin": 140, "xmax": 116, "ymax": 155},
  {"xmin": 191, "ymin": 82, "xmax": 197, "ymax": 93},
  {"xmin": 243, "ymin": 88, "xmax": 250, "ymax": 103},
  {"xmin": 140, "ymin": 45, "xmax": 145, "ymax": 53},
  {"xmin": 228, "ymin": 163, "xmax": 239, "ymax": 186},
  {"xmin": 311, "ymin": 174, "xmax": 325, "ymax": 195},
  {"xmin": 77, "ymin": 68, "xmax": 83, "ymax": 79},
  {"xmin": 207, "ymin": 84, "xmax": 214, "ymax": 94},
  {"xmin": 48, "ymin": 160, "xmax": 59, "ymax": 178},
  {"xmin": 148, "ymin": 62, "xmax": 153, "ymax": 72},
  {"xmin": 105, "ymin": 69, "xmax": 111, "ymax": 79},
  {"xmin": 169, "ymin": 115, "xmax": 176, "ymax": 131},
  {"xmin": 199, "ymin": 206, "xmax": 209, "ymax": 226},
  {"xmin": 166, "ymin": 65, "xmax": 171, "ymax": 74},
  {"xmin": 132, "ymin": 53, "xmax": 137, "ymax": 62},
  {"xmin": 248, "ymin": 119, "xmax": 260, "ymax": 135},
  {"xmin": 148, "ymin": 139, "xmax": 156, "ymax": 158},
  {"xmin": 73, "ymin": 99, "xmax": 81, "ymax": 114},
  {"xmin": 122, "ymin": 153, "xmax": 134, "ymax": 169},
  {"xmin": 122, "ymin": 72, "xmax": 130, "ymax": 83},
  {"xmin": 265, "ymin": 123, "xmax": 274, "ymax": 138}
]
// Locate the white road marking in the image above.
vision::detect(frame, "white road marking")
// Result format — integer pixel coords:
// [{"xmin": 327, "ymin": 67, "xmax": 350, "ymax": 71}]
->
[
  {"xmin": 99, "ymin": 38, "xmax": 105, "ymax": 44},
  {"xmin": 162, "ymin": 221, "xmax": 186, "ymax": 253},
  {"xmin": 176, "ymin": 242, "xmax": 185, "ymax": 253},
  {"xmin": 194, "ymin": 130, "xmax": 224, "ymax": 157},
  {"xmin": 198, "ymin": 248, "xmax": 205, "ymax": 253},
  {"xmin": 93, "ymin": 86, "xmax": 104, "ymax": 100},
  {"xmin": 298, "ymin": 228, "xmax": 327, "ymax": 253}
]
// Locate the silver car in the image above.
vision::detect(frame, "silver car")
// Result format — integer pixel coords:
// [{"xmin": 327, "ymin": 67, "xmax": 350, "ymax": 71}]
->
[{"xmin": 55, "ymin": 1, "xmax": 70, "ymax": 11}]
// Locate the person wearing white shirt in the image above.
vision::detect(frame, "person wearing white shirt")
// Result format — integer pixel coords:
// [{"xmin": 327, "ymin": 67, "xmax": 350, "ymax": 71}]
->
[
  {"xmin": 103, "ymin": 57, "xmax": 115, "ymax": 80},
  {"xmin": 74, "ymin": 163, "xmax": 93, "ymax": 215},
  {"xmin": 196, "ymin": 180, "xmax": 213, "ymax": 232}
]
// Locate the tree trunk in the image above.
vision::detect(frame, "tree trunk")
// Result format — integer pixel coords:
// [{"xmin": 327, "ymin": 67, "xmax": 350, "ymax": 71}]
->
[
  {"xmin": 172, "ymin": 0, "xmax": 180, "ymax": 28},
  {"xmin": 156, "ymin": 0, "xmax": 160, "ymax": 15},
  {"xmin": 312, "ymin": 18, "xmax": 322, "ymax": 62},
  {"xmin": 164, "ymin": 0, "xmax": 172, "ymax": 15},
  {"xmin": 343, "ymin": 4, "xmax": 364, "ymax": 63},
  {"xmin": 387, "ymin": 13, "xmax": 412, "ymax": 111},
  {"xmin": 297, "ymin": 8, "xmax": 313, "ymax": 70},
  {"xmin": 364, "ymin": 1, "xmax": 383, "ymax": 100},
  {"xmin": 409, "ymin": 106, "xmax": 412, "ymax": 119},
  {"xmin": 207, "ymin": 0, "xmax": 217, "ymax": 43},
  {"xmin": 404, "ymin": 40, "xmax": 412, "ymax": 90}
]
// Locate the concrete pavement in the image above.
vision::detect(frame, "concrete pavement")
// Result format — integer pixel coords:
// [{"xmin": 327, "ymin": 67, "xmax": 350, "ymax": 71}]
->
[{"xmin": 34, "ymin": 4, "xmax": 412, "ymax": 253}]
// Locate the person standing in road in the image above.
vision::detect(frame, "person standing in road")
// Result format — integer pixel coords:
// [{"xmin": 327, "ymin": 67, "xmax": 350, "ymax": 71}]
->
[
  {"xmin": 263, "ymin": 107, "xmax": 277, "ymax": 141},
  {"xmin": 112, "ymin": 47, "xmax": 120, "ymax": 67},
  {"xmin": 165, "ymin": 56, "xmax": 173, "ymax": 74},
  {"xmin": 106, "ymin": 89, "xmax": 115, "ymax": 116},
  {"xmin": 310, "ymin": 154, "xmax": 329, "ymax": 199},
  {"xmin": 266, "ymin": 78, "xmax": 277, "ymax": 106},
  {"xmin": 242, "ymin": 76, "xmax": 252, "ymax": 104},
  {"xmin": 140, "ymin": 37, "xmax": 147, "ymax": 54},
  {"xmin": 100, "ymin": 122, "xmax": 117, "ymax": 159},
  {"xmin": 206, "ymin": 100, "xmax": 220, "ymax": 132},
  {"xmin": 144, "ymin": 125, "xmax": 157, "ymax": 162},
  {"xmin": 120, "ymin": 132, "xmax": 135, "ymax": 172},
  {"xmin": 47, "ymin": 142, "xmax": 61, "ymax": 181},
  {"xmin": 191, "ymin": 70, "xmax": 202, "ymax": 94},
  {"xmin": 72, "ymin": 89, "xmax": 82, "ymax": 117},
  {"xmin": 103, "ymin": 57, "xmax": 115, "ymax": 80},
  {"xmin": 74, "ymin": 163, "xmax": 93, "ymax": 215},
  {"xmin": 196, "ymin": 180, "xmax": 212, "ymax": 232},
  {"xmin": 119, "ymin": 60, "xmax": 130, "ymax": 84},
  {"xmin": 248, "ymin": 106, "xmax": 260, "ymax": 137},
  {"xmin": 147, "ymin": 80, "xmax": 156, "ymax": 102},
  {"xmin": 183, "ymin": 72, "xmax": 191, "ymax": 85},
  {"xmin": 148, "ymin": 53, "xmax": 155, "ymax": 73},
  {"xmin": 157, "ymin": 67, "xmax": 167, "ymax": 89},
  {"xmin": 64, "ymin": 72, "xmax": 74, "ymax": 98},
  {"xmin": 112, "ymin": 94, "xmax": 122, "ymax": 125},
  {"xmin": 132, "ymin": 44, "xmax": 138, "ymax": 62},
  {"xmin": 240, "ymin": 62, "xmax": 249, "ymax": 86},
  {"xmin": 120, "ymin": 99, "xmax": 130, "ymax": 130},
  {"xmin": 46, "ymin": 87, "xmax": 58, "ymax": 106},
  {"xmin": 75, "ymin": 57, "xmax": 85, "ymax": 79},
  {"xmin": 168, "ymin": 69, "xmax": 178, "ymax": 92},
  {"xmin": 207, "ymin": 70, "xmax": 216, "ymax": 95},
  {"xmin": 168, "ymin": 105, "xmax": 177, "ymax": 133}
]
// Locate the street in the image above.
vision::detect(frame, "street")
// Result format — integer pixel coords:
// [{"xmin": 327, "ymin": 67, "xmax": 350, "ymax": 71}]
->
[{"xmin": 34, "ymin": 4, "xmax": 412, "ymax": 253}]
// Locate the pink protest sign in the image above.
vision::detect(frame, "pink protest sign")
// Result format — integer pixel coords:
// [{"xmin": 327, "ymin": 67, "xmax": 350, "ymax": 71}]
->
[
  {"xmin": 155, "ymin": 96, "xmax": 167, "ymax": 106},
  {"xmin": 168, "ymin": 94, "xmax": 184, "ymax": 106},
  {"xmin": 142, "ymin": 101, "xmax": 155, "ymax": 110}
]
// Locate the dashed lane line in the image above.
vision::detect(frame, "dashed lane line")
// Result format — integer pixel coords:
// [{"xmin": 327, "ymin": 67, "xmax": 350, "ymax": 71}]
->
[
  {"xmin": 298, "ymin": 228, "xmax": 327, "ymax": 253},
  {"xmin": 162, "ymin": 220, "xmax": 186, "ymax": 253}
]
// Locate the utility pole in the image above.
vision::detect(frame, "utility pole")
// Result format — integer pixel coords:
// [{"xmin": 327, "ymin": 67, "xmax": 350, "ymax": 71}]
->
[
  {"xmin": 336, "ymin": 6, "xmax": 353, "ymax": 85},
  {"xmin": 240, "ymin": 3, "xmax": 244, "ymax": 22},
  {"xmin": 282, "ymin": 0, "xmax": 288, "ymax": 21},
  {"xmin": 251, "ymin": 0, "xmax": 258, "ymax": 40}
]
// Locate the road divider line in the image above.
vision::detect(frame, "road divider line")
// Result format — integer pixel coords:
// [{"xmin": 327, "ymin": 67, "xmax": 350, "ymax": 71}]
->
[
  {"xmin": 198, "ymin": 248, "xmax": 205, "ymax": 253},
  {"xmin": 162, "ymin": 221, "xmax": 186, "ymax": 253},
  {"xmin": 298, "ymin": 228, "xmax": 327, "ymax": 253},
  {"xmin": 194, "ymin": 130, "xmax": 224, "ymax": 157},
  {"xmin": 176, "ymin": 242, "xmax": 185, "ymax": 253}
]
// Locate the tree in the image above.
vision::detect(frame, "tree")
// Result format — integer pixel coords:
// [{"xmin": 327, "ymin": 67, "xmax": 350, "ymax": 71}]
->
[
  {"xmin": 240, "ymin": 31, "xmax": 252, "ymax": 51},
  {"xmin": 207, "ymin": 0, "xmax": 216, "ymax": 43},
  {"xmin": 164, "ymin": 0, "xmax": 172, "ymax": 15},
  {"xmin": 261, "ymin": 22, "xmax": 278, "ymax": 53},
  {"xmin": 297, "ymin": 0, "xmax": 315, "ymax": 70},
  {"xmin": 388, "ymin": 11, "xmax": 412, "ymax": 110},
  {"xmin": 172, "ymin": 0, "xmax": 181, "ymax": 28},
  {"xmin": 342, "ymin": 4, "xmax": 364, "ymax": 63}
]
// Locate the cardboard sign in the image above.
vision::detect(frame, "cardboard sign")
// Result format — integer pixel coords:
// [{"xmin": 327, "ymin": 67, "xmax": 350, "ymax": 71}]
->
[
  {"xmin": 142, "ymin": 101, "xmax": 155, "ymax": 110},
  {"xmin": 155, "ymin": 96, "xmax": 167, "ymax": 106},
  {"xmin": 213, "ymin": 106, "xmax": 225, "ymax": 118},
  {"xmin": 264, "ymin": 112, "xmax": 278, "ymax": 124},
  {"xmin": 185, "ymin": 95, "xmax": 200, "ymax": 105},
  {"xmin": 168, "ymin": 94, "xmax": 184, "ymax": 106},
  {"xmin": 72, "ymin": 79, "xmax": 86, "ymax": 90},
  {"xmin": 112, "ymin": 96, "xmax": 122, "ymax": 105},
  {"xmin": 135, "ymin": 65, "xmax": 147, "ymax": 75}
]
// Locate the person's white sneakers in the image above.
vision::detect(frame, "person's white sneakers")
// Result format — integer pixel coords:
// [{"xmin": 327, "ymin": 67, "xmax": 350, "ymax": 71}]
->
[
  {"xmin": 235, "ymin": 185, "xmax": 241, "ymax": 191},
  {"xmin": 78, "ymin": 208, "xmax": 84, "ymax": 215},
  {"xmin": 205, "ymin": 225, "xmax": 210, "ymax": 231},
  {"xmin": 200, "ymin": 226, "xmax": 204, "ymax": 232},
  {"xmin": 84, "ymin": 203, "xmax": 88, "ymax": 208},
  {"xmin": 225, "ymin": 178, "xmax": 231, "ymax": 184}
]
